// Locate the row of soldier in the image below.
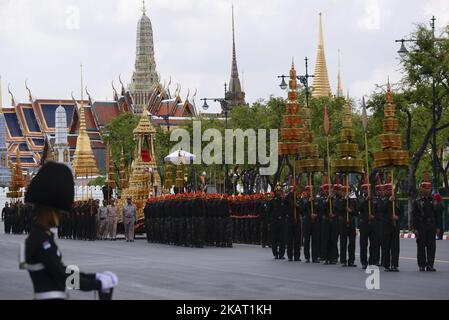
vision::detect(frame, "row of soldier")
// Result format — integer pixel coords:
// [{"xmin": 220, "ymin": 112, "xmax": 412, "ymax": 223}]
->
[
  {"xmin": 2, "ymin": 201, "xmax": 33, "ymax": 235},
  {"xmin": 267, "ymin": 174, "xmax": 443, "ymax": 272}
]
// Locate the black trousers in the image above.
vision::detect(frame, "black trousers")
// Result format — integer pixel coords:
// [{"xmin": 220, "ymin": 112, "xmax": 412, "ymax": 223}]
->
[
  {"xmin": 339, "ymin": 220, "xmax": 356, "ymax": 264},
  {"xmin": 328, "ymin": 221, "xmax": 339, "ymax": 262},
  {"xmin": 286, "ymin": 221, "xmax": 301, "ymax": 260},
  {"xmin": 261, "ymin": 220, "xmax": 271, "ymax": 247},
  {"xmin": 271, "ymin": 221, "xmax": 286, "ymax": 258},
  {"xmin": 382, "ymin": 224, "xmax": 400, "ymax": 268},
  {"xmin": 303, "ymin": 220, "xmax": 320, "ymax": 261},
  {"xmin": 320, "ymin": 219, "xmax": 329, "ymax": 260},
  {"xmin": 359, "ymin": 221, "xmax": 379, "ymax": 266},
  {"xmin": 4, "ymin": 217, "xmax": 12, "ymax": 234},
  {"xmin": 416, "ymin": 224, "xmax": 437, "ymax": 268}
]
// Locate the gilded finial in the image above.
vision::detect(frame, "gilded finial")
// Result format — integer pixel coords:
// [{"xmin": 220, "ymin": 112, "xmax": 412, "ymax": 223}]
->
[
  {"xmin": 7, "ymin": 84, "xmax": 16, "ymax": 107},
  {"xmin": 25, "ymin": 79, "xmax": 33, "ymax": 103}
]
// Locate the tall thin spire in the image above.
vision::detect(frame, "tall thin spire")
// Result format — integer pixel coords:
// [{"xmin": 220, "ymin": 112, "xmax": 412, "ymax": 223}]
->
[
  {"xmin": 72, "ymin": 64, "xmax": 99, "ymax": 178},
  {"xmin": 142, "ymin": 0, "xmax": 146, "ymax": 15},
  {"xmin": 312, "ymin": 13, "xmax": 332, "ymax": 98},
  {"xmin": 225, "ymin": 4, "xmax": 246, "ymax": 109},
  {"xmin": 337, "ymin": 49, "xmax": 343, "ymax": 98}
]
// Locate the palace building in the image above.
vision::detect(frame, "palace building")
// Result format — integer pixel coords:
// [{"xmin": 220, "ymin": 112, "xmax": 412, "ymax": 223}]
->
[{"xmin": 1, "ymin": 1, "xmax": 198, "ymax": 173}]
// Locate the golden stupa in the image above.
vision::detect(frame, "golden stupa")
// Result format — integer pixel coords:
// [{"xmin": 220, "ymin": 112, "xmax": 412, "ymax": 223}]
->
[
  {"xmin": 72, "ymin": 65, "xmax": 99, "ymax": 178},
  {"xmin": 373, "ymin": 81, "xmax": 410, "ymax": 168},
  {"xmin": 312, "ymin": 13, "xmax": 332, "ymax": 98},
  {"xmin": 331, "ymin": 94, "xmax": 364, "ymax": 174},
  {"xmin": 119, "ymin": 105, "xmax": 161, "ymax": 221},
  {"xmin": 279, "ymin": 61, "xmax": 304, "ymax": 156}
]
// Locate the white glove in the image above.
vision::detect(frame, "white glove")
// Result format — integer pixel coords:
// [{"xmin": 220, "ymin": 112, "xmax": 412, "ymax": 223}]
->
[
  {"xmin": 103, "ymin": 271, "xmax": 118, "ymax": 286},
  {"xmin": 96, "ymin": 272, "xmax": 117, "ymax": 292}
]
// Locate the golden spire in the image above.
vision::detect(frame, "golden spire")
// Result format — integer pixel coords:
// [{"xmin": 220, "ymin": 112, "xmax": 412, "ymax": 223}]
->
[
  {"xmin": 72, "ymin": 64, "xmax": 99, "ymax": 178},
  {"xmin": 337, "ymin": 49, "xmax": 343, "ymax": 97},
  {"xmin": 312, "ymin": 13, "xmax": 332, "ymax": 98}
]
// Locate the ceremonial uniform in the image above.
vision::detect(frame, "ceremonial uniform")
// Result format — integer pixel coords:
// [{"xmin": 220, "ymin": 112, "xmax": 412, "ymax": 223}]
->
[
  {"xmin": 22, "ymin": 162, "xmax": 118, "ymax": 300},
  {"xmin": 302, "ymin": 194, "xmax": 320, "ymax": 263},
  {"xmin": 98, "ymin": 204, "xmax": 109, "ymax": 240},
  {"xmin": 122, "ymin": 201, "xmax": 137, "ymax": 242},
  {"xmin": 380, "ymin": 182, "xmax": 402, "ymax": 272},
  {"xmin": 285, "ymin": 192, "xmax": 301, "ymax": 262},
  {"xmin": 107, "ymin": 203, "xmax": 118, "ymax": 240},
  {"xmin": 358, "ymin": 194, "xmax": 379, "ymax": 268},
  {"xmin": 270, "ymin": 194, "xmax": 286, "ymax": 259},
  {"xmin": 412, "ymin": 176, "xmax": 442, "ymax": 272}
]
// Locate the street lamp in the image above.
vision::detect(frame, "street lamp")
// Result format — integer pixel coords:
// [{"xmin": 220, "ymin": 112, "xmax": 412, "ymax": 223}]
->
[
  {"xmin": 278, "ymin": 57, "xmax": 314, "ymax": 107},
  {"xmin": 395, "ymin": 16, "xmax": 440, "ymax": 194},
  {"xmin": 201, "ymin": 83, "xmax": 230, "ymax": 194}
]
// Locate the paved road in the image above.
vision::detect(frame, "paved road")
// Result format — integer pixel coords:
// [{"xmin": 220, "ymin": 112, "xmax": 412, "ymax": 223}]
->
[{"xmin": 0, "ymin": 226, "xmax": 448, "ymax": 300}]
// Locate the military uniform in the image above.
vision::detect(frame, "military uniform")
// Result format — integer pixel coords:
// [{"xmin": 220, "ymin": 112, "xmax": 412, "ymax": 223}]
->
[
  {"xmin": 285, "ymin": 191, "xmax": 301, "ymax": 262},
  {"xmin": 380, "ymin": 181, "xmax": 402, "ymax": 272},
  {"xmin": 302, "ymin": 192, "xmax": 320, "ymax": 263},
  {"xmin": 334, "ymin": 191, "xmax": 357, "ymax": 267},
  {"xmin": 270, "ymin": 194, "xmax": 286, "ymax": 259},
  {"xmin": 358, "ymin": 194, "xmax": 379, "ymax": 268},
  {"xmin": 412, "ymin": 187, "xmax": 442, "ymax": 271}
]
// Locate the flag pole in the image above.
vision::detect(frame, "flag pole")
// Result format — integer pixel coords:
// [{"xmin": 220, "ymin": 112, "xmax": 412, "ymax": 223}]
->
[{"xmin": 362, "ymin": 97, "xmax": 372, "ymax": 219}]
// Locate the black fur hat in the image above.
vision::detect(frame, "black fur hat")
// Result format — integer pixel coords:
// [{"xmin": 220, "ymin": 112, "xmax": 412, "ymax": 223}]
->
[{"xmin": 25, "ymin": 162, "xmax": 74, "ymax": 212}]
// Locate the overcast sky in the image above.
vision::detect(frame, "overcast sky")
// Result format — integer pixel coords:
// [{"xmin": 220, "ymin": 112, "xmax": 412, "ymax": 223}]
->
[{"xmin": 1, "ymin": 0, "xmax": 449, "ymax": 113}]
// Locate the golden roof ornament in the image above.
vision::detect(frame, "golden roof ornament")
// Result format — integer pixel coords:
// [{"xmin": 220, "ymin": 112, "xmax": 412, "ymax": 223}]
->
[
  {"xmin": 331, "ymin": 93, "xmax": 364, "ymax": 173},
  {"xmin": 373, "ymin": 80, "xmax": 410, "ymax": 168},
  {"xmin": 72, "ymin": 64, "xmax": 99, "ymax": 178}
]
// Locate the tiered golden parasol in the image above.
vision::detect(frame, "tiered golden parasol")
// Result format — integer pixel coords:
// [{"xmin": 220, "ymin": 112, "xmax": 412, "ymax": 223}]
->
[
  {"xmin": 278, "ymin": 61, "xmax": 304, "ymax": 222},
  {"xmin": 373, "ymin": 80, "xmax": 410, "ymax": 223},
  {"xmin": 331, "ymin": 94, "xmax": 364, "ymax": 224}
]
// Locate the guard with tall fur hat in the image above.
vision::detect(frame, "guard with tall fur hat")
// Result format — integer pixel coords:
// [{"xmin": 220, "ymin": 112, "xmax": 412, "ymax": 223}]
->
[{"xmin": 20, "ymin": 162, "xmax": 118, "ymax": 300}]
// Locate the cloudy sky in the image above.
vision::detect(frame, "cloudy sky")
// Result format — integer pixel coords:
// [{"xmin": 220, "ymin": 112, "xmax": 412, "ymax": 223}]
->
[{"xmin": 1, "ymin": 0, "xmax": 449, "ymax": 113}]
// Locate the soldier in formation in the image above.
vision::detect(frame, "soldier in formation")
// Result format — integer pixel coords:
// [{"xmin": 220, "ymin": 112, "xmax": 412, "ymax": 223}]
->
[{"xmin": 144, "ymin": 193, "xmax": 232, "ymax": 248}]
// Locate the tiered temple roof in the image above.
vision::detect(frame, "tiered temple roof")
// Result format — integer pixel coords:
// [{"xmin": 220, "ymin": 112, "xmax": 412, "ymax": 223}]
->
[{"xmin": 2, "ymin": 86, "xmax": 197, "ymax": 172}]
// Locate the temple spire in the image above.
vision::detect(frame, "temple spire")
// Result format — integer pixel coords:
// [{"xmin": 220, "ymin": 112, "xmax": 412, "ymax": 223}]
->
[
  {"xmin": 129, "ymin": 0, "xmax": 159, "ymax": 115},
  {"xmin": 142, "ymin": 0, "xmax": 146, "ymax": 15},
  {"xmin": 72, "ymin": 64, "xmax": 99, "ymax": 178},
  {"xmin": 225, "ymin": 4, "xmax": 246, "ymax": 109},
  {"xmin": 312, "ymin": 13, "xmax": 332, "ymax": 98},
  {"xmin": 337, "ymin": 49, "xmax": 343, "ymax": 98}
]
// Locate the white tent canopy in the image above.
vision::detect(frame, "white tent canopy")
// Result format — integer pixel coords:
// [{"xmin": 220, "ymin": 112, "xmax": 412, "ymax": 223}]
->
[{"xmin": 164, "ymin": 150, "xmax": 196, "ymax": 164}]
